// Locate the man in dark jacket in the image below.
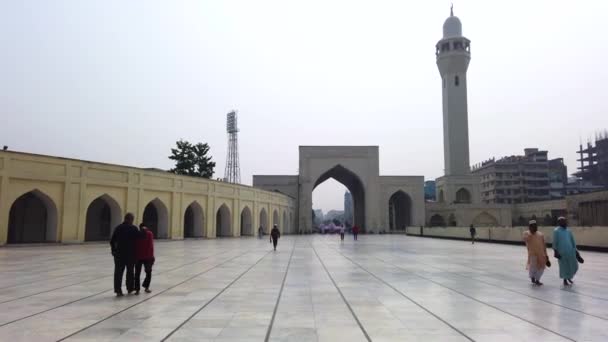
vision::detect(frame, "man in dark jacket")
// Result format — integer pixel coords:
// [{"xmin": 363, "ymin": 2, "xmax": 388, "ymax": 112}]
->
[
  {"xmin": 110, "ymin": 213, "xmax": 142, "ymax": 296},
  {"xmin": 134, "ymin": 224, "xmax": 155, "ymax": 294},
  {"xmin": 270, "ymin": 224, "xmax": 280, "ymax": 251}
]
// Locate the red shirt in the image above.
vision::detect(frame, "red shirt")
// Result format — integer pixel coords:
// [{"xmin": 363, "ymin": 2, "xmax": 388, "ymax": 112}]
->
[{"xmin": 135, "ymin": 229, "xmax": 154, "ymax": 261}]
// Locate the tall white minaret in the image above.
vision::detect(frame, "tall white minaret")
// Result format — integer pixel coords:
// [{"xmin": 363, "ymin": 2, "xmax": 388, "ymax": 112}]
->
[{"xmin": 436, "ymin": 6, "xmax": 471, "ymax": 176}]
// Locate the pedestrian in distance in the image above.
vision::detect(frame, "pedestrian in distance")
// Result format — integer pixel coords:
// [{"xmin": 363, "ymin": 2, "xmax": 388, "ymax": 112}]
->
[
  {"xmin": 270, "ymin": 224, "xmax": 281, "ymax": 251},
  {"xmin": 553, "ymin": 217, "xmax": 583, "ymax": 287},
  {"xmin": 340, "ymin": 225, "xmax": 345, "ymax": 241},
  {"xmin": 258, "ymin": 225, "xmax": 264, "ymax": 239},
  {"xmin": 469, "ymin": 224, "xmax": 476, "ymax": 244},
  {"xmin": 134, "ymin": 223, "xmax": 155, "ymax": 294},
  {"xmin": 523, "ymin": 220, "xmax": 549, "ymax": 286},
  {"xmin": 352, "ymin": 225, "xmax": 359, "ymax": 240},
  {"xmin": 110, "ymin": 213, "xmax": 143, "ymax": 297}
]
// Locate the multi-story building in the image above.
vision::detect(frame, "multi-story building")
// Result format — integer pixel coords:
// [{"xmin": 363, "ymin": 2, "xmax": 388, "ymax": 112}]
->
[
  {"xmin": 424, "ymin": 180, "xmax": 436, "ymax": 201},
  {"xmin": 575, "ymin": 132, "xmax": 608, "ymax": 188},
  {"xmin": 548, "ymin": 158, "xmax": 568, "ymax": 199},
  {"xmin": 472, "ymin": 148, "xmax": 555, "ymax": 204}
]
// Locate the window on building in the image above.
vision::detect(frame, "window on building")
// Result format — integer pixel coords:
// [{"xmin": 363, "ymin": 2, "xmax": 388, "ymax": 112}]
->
[
  {"xmin": 441, "ymin": 43, "xmax": 450, "ymax": 52},
  {"xmin": 454, "ymin": 41, "xmax": 464, "ymax": 50},
  {"xmin": 455, "ymin": 75, "xmax": 460, "ymax": 86}
]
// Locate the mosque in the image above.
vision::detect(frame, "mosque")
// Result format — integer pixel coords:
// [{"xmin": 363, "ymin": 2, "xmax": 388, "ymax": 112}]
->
[{"xmin": 0, "ymin": 9, "xmax": 600, "ymax": 245}]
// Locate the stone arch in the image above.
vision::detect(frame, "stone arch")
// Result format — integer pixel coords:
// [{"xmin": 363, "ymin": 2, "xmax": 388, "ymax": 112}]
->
[
  {"xmin": 216, "ymin": 203, "xmax": 232, "ymax": 237},
  {"xmin": 438, "ymin": 190, "xmax": 445, "ymax": 203},
  {"xmin": 282, "ymin": 210, "xmax": 288, "ymax": 233},
  {"xmin": 472, "ymin": 212, "xmax": 498, "ymax": 227},
  {"xmin": 259, "ymin": 207, "xmax": 268, "ymax": 233},
  {"xmin": 85, "ymin": 194, "xmax": 121, "ymax": 241},
  {"xmin": 429, "ymin": 214, "xmax": 446, "ymax": 227},
  {"xmin": 143, "ymin": 198, "xmax": 169, "ymax": 239},
  {"xmin": 273, "ymin": 209, "xmax": 279, "ymax": 230},
  {"xmin": 184, "ymin": 201, "xmax": 205, "ymax": 238},
  {"xmin": 313, "ymin": 164, "xmax": 366, "ymax": 230},
  {"xmin": 289, "ymin": 211, "xmax": 294, "ymax": 234},
  {"xmin": 388, "ymin": 190, "xmax": 412, "ymax": 230},
  {"xmin": 455, "ymin": 188, "xmax": 471, "ymax": 203},
  {"xmin": 448, "ymin": 213, "xmax": 457, "ymax": 226},
  {"xmin": 240, "ymin": 206, "xmax": 253, "ymax": 236},
  {"xmin": 8, "ymin": 189, "xmax": 58, "ymax": 243}
]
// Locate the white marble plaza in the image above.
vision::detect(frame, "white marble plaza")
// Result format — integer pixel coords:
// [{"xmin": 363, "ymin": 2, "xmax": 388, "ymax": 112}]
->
[{"xmin": 0, "ymin": 235, "xmax": 607, "ymax": 341}]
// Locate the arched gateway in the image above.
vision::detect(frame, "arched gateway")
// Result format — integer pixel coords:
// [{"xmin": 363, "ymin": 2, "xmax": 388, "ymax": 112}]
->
[{"xmin": 254, "ymin": 146, "xmax": 425, "ymax": 233}]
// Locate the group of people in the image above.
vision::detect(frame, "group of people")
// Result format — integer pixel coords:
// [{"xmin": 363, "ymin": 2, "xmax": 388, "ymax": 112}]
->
[
  {"xmin": 523, "ymin": 216, "xmax": 583, "ymax": 287},
  {"xmin": 110, "ymin": 213, "xmax": 155, "ymax": 297}
]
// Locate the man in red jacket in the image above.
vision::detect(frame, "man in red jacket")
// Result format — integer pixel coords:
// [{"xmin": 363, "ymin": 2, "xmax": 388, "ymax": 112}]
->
[{"xmin": 134, "ymin": 223, "xmax": 155, "ymax": 294}]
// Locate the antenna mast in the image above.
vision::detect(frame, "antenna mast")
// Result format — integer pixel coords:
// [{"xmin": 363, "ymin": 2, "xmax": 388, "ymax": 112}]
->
[{"xmin": 224, "ymin": 110, "xmax": 241, "ymax": 184}]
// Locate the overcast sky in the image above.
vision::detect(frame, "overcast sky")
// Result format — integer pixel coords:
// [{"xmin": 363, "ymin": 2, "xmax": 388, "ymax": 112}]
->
[{"xmin": 1, "ymin": 0, "xmax": 607, "ymax": 212}]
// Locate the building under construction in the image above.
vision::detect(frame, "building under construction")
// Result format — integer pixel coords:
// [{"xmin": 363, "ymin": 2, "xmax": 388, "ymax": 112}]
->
[{"xmin": 575, "ymin": 131, "xmax": 608, "ymax": 188}]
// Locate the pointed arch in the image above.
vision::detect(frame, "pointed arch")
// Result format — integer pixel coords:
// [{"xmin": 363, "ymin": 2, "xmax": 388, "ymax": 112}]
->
[
  {"xmin": 184, "ymin": 201, "xmax": 205, "ymax": 238},
  {"xmin": 388, "ymin": 190, "xmax": 412, "ymax": 230},
  {"xmin": 448, "ymin": 213, "xmax": 457, "ymax": 226},
  {"xmin": 143, "ymin": 198, "xmax": 169, "ymax": 239},
  {"xmin": 216, "ymin": 204, "xmax": 232, "ymax": 237},
  {"xmin": 472, "ymin": 212, "xmax": 498, "ymax": 227},
  {"xmin": 289, "ymin": 211, "xmax": 294, "ymax": 234},
  {"xmin": 259, "ymin": 207, "xmax": 268, "ymax": 233},
  {"xmin": 455, "ymin": 188, "xmax": 471, "ymax": 204},
  {"xmin": 272, "ymin": 209, "xmax": 279, "ymax": 230},
  {"xmin": 429, "ymin": 214, "xmax": 446, "ymax": 227},
  {"xmin": 240, "ymin": 206, "xmax": 253, "ymax": 236},
  {"xmin": 8, "ymin": 189, "xmax": 58, "ymax": 243},
  {"xmin": 85, "ymin": 194, "xmax": 121, "ymax": 241},
  {"xmin": 313, "ymin": 164, "xmax": 366, "ymax": 230}
]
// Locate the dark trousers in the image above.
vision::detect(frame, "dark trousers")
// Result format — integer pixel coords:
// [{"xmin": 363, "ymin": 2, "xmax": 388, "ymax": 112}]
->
[
  {"xmin": 114, "ymin": 258, "xmax": 135, "ymax": 293},
  {"xmin": 353, "ymin": 233, "xmax": 358, "ymax": 240},
  {"xmin": 272, "ymin": 237, "xmax": 278, "ymax": 249},
  {"xmin": 134, "ymin": 259, "xmax": 154, "ymax": 290},
  {"xmin": 340, "ymin": 233, "xmax": 344, "ymax": 240}
]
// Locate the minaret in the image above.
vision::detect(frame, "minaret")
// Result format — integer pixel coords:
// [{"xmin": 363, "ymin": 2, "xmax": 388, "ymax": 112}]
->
[{"xmin": 436, "ymin": 6, "xmax": 471, "ymax": 176}]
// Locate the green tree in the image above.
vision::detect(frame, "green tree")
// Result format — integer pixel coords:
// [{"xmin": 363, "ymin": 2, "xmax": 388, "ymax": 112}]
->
[{"xmin": 169, "ymin": 139, "xmax": 216, "ymax": 178}]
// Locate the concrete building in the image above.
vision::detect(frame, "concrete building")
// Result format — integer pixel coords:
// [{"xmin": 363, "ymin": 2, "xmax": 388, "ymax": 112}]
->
[
  {"xmin": 0, "ymin": 150, "xmax": 295, "ymax": 245},
  {"xmin": 472, "ymin": 148, "xmax": 557, "ymax": 204},
  {"xmin": 548, "ymin": 157, "xmax": 568, "ymax": 198},
  {"xmin": 575, "ymin": 132, "xmax": 608, "ymax": 188},
  {"xmin": 254, "ymin": 146, "xmax": 425, "ymax": 234}
]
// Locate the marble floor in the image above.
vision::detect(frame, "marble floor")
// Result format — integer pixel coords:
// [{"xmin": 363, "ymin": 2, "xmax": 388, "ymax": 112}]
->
[{"xmin": 0, "ymin": 235, "xmax": 607, "ymax": 342}]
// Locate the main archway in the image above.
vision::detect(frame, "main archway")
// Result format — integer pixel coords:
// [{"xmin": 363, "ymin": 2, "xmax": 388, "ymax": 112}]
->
[
  {"xmin": 85, "ymin": 194, "xmax": 121, "ymax": 241},
  {"xmin": 184, "ymin": 201, "xmax": 204, "ymax": 238},
  {"xmin": 259, "ymin": 208, "xmax": 268, "ymax": 234},
  {"xmin": 7, "ymin": 190, "xmax": 58, "ymax": 243},
  {"xmin": 388, "ymin": 191, "xmax": 412, "ymax": 231},
  {"xmin": 313, "ymin": 165, "xmax": 365, "ymax": 230},
  {"xmin": 241, "ymin": 206, "xmax": 253, "ymax": 236},
  {"xmin": 143, "ymin": 198, "xmax": 169, "ymax": 239}
]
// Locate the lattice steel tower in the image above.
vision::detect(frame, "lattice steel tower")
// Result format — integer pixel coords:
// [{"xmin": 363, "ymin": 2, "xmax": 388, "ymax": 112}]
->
[{"xmin": 224, "ymin": 110, "xmax": 241, "ymax": 184}]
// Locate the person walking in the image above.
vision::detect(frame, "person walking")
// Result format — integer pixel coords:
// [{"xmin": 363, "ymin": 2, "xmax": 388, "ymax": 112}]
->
[
  {"xmin": 553, "ymin": 217, "xmax": 581, "ymax": 287},
  {"xmin": 523, "ymin": 220, "xmax": 549, "ymax": 286},
  {"xmin": 258, "ymin": 225, "xmax": 264, "ymax": 239},
  {"xmin": 340, "ymin": 225, "xmax": 345, "ymax": 241},
  {"xmin": 469, "ymin": 224, "xmax": 477, "ymax": 244},
  {"xmin": 134, "ymin": 224, "xmax": 155, "ymax": 294},
  {"xmin": 110, "ymin": 213, "xmax": 142, "ymax": 297},
  {"xmin": 270, "ymin": 224, "xmax": 280, "ymax": 251},
  {"xmin": 352, "ymin": 225, "xmax": 359, "ymax": 241}
]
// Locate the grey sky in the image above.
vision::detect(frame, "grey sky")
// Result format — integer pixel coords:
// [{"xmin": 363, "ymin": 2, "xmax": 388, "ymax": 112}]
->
[{"xmin": 1, "ymin": 1, "xmax": 607, "ymax": 212}]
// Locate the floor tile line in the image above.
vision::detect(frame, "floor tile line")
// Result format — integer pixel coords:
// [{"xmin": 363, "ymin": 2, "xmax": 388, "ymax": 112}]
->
[
  {"xmin": 397, "ymin": 256, "xmax": 608, "ymax": 321},
  {"xmin": 264, "ymin": 238, "xmax": 298, "ymax": 342},
  {"xmin": 161, "ymin": 249, "xmax": 273, "ymax": 342},
  {"xmin": 0, "ymin": 249, "xmax": 234, "ymax": 305},
  {"xmin": 56, "ymin": 249, "xmax": 258, "ymax": 342},
  {"xmin": 310, "ymin": 242, "xmax": 372, "ymax": 342},
  {"xmin": 319, "ymin": 243, "xmax": 474, "ymax": 342},
  {"xmin": 367, "ymin": 254, "xmax": 576, "ymax": 342},
  {"xmin": 0, "ymin": 249, "xmax": 237, "ymax": 327}
]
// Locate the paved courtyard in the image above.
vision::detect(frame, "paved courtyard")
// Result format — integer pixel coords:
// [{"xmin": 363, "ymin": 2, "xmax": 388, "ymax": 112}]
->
[{"xmin": 0, "ymin": 235, "xmax": 607, "ymax": 341}]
